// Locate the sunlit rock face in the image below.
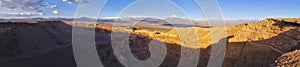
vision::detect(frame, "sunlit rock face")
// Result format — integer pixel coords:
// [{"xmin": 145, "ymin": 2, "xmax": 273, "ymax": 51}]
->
[
  {"xmin": 273, "ymin": 50, "xmax": 300, "ymax": 67},
  {"xmin": 2, "ymin": 18, "xmax": 300, "ymax": 67},
  {"xmin": 95, "ymin": 18, "xmax": 300, "ymax": 67}
]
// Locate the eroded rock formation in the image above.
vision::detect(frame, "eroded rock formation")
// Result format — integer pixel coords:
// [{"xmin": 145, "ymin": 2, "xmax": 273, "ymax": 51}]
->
[{"xmin": 1, "ymin": 18, "xmax": 300, "ymax": 67}]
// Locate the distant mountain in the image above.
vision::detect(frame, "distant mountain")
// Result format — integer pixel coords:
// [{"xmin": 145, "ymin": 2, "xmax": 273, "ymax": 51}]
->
[
  {"xmin": 0, "ymin": 17, "xmax": 258, "ymax": 26},
  {"xmin": 1, "ymin": 18, "xmax": 300, "ymax": 67},
  {"xmin": 94, "ymin": 18, "xmax": 300, "ymax": 67}
]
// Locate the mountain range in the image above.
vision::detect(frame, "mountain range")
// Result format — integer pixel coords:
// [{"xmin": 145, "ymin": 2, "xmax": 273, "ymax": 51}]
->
[{"xmin": 1, "ymin": 18, "xmax": 298, "ymax": 67}]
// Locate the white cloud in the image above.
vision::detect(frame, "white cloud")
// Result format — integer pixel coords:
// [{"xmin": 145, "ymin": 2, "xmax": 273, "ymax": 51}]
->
[
  {"xmin": 168, "ymin": 14, "xmax": 188, "ymax": 19},
  {"xmin": 62, "ymin": 0, "xmax": 68, "ymax": 2},
  {"xmin": 0, "ymin": 0, "xmax": 88, "ymax": 11},
  {"xmin": 52, "ymin": 10, "xmax": 60, "ymax": 15},
  {"xmin": 74, "ymin": 0, "xmax": 89, "ymax": 3},
  {"xmin": 0, "ymin": 0, "xmax": 42, "ymax": 11},
  {"xmin": 0, "ymin": 12, "xmax": 44, "ymax": 17},
  {"xmin": 67, "ymin": 1, "xmax": 73, "ymax": 4},
  {"xmin": 0, "ymin": 0, "xmax": 89, "ymax": 17},
  {"xmin": 62, "ymin": 0, "xmax": 89, "ymax": 4},
  {"xmin": 47, "ymin": 5, "xmax": 57, "ymax": 8}
]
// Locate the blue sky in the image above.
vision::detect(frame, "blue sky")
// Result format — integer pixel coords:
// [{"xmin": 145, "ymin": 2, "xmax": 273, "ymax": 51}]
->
[{"xmin": 0, "ymin": 0, "xmax": 299, "ymax": 20}]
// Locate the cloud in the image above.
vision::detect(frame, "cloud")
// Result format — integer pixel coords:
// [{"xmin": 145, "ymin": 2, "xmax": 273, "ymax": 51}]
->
[
  {"xmin": 62, "ymin": 0, "xmax": 68, "ymax": 2},
  {"xmin": 0, "ymin": 0, "xmax": 89, "ymax": 17},
  {"xmin": 0, "ymin": 0, "xmax": 89, "ymax": 11},
  {"xmin": 74, "ymin": 0, "xmax": 89, "ymax": 3},
  {"xmin": 47, "ymin": 5, "xmax": 57, "ymax": 8},
  {"xmin": 52, "ymin": 10, "xmax": 61, "ymax": 15},
  {"xmin": 0, "ymin": 12, "xmax": 44, "ymax": 17},
  {"xmin": 62, "ymin": 0, "xmax": 89, "ymax": 4},
  {"xmin": 0, "ymin": 0, "xmax": 42, "ymax": 11}
]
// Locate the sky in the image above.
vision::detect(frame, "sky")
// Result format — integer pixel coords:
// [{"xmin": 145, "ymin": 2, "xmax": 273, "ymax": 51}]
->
[{"xmin": 0, "ymin": 0, "xmax": 299, "ymax": 20}]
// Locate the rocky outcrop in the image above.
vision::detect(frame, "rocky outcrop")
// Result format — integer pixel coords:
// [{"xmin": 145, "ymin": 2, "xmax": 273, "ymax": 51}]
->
[
  {"xmin": 0, "ymin": 21, "xmax": 111, "ymax": 67},
  {"xmin": 272, "ymin": 50, "xmax": 300, "ymax": 67},
  {"xmin": 222, "ymin": 18, "xmax": 300, "ymax": 67},
  {"xmin": 0, "ymin": 21, "xmax": 73, "ymax": 60},
  {"xmin": 2, "ymin": 18, "xmax": 300, "ymax": 67},
  {"xmin": 95, "ymin": 18, "xmax": 300, "ymax": 67}
]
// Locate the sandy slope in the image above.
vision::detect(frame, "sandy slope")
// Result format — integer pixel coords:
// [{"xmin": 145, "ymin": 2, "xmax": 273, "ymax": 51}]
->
[{"xmin": 1, "ymin": 18, "xmax": 300, "ymax": 67}]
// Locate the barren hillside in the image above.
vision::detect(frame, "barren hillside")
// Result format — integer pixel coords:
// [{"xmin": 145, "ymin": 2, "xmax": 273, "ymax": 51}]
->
[
  {"xmin": 1, "ymin": 18, "xmax": 300, "ymax": 67},
  {"xmin": 95, "ymin": 18, "xmax": 300, "ymax": 67},
  {"xmin": 272, "ymin": 50, "xmax": 300, "ymax": 67},
  {"xmin": 0, "ymin": 21, "xmax": 72, "ymax": 59}
]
